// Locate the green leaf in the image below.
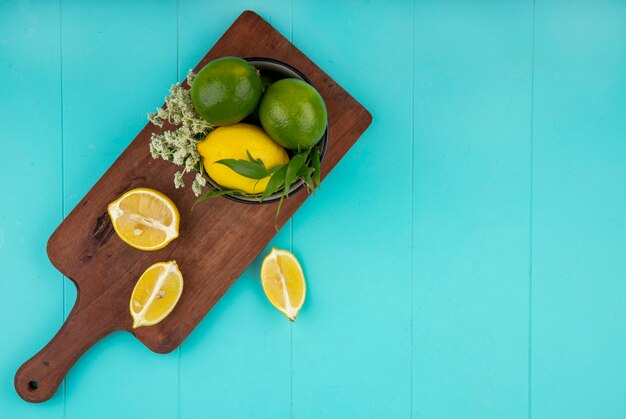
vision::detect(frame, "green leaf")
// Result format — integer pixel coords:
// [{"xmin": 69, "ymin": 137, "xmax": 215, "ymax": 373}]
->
[
  {"xmin": 284, "ymin": 151, "xmax": 310, "ymax": 196},
  {"xmin": 192, "ymin": 189, "xmax": 240, "ymax": 209},
  {"xmin": 215, "ymin": 158, "xmax": 269, "ymax": 179},
  {"xmin": 303, "ymin": 171, "xmax": 315, "ymax": 192},
  {"xmin": 296, "ymin": 166, "xmax": 315, "ymax": 193},
  {"xmin": 261, "ymin": 164, "xmax": 287, "ymax": 201},
  {"xmin": 198, "ymin": 157, "xmax": 205, "ymax": 175},
  {"xmin": 246, "ymin": 149, "xmax": 264, "ymax": 166},
  {"xmin": 311, "ymin": 147, "xmax": 321, "ymax": 187},
  {"xmin": 268, "ymin": 163, "xmax": 286, "ymax": 174},
  {"xmin": 274, "ymin": 193, "xmax": 286, "ymax": 231},
  {"xmin": 297, "ymin": 166, "xmax": 315, "ymax": 178}
]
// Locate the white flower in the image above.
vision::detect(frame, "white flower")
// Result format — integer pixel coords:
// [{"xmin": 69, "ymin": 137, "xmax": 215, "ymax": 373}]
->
[
  {"xmin": 174, "ymin": 171, "xmax": 184, "ymax": 189},
  {"xmin": 148, "ymin": 70, "xmax": 214, "ymax": 193},
  {"xmin": 148, "ymin": 112, "xmax": 163, "ymax": 128},
  {"xmin": 186, "ymin": 69, "xmax": 196, "ymax": 85},
  {"xmin": 191, "ymin": 181, "xmax": 201, "ymax": 196},
  {"xmin": 149, "ymin": 135, "xmax": 162, "ymax": 158},
  {"xmin": 185, "ymin": 155, "xmax": 198, "ymax": 171},
  {"xmin": 157, "ymin": 107, "xmax": 168, "ymax": 119},
  {"xmin": 195, "ymin": 172, "xmax": 206, "ymax": 187},
  {"xmin": 172, "ymin": 149, "xmax": 186, "ymax": 165}
]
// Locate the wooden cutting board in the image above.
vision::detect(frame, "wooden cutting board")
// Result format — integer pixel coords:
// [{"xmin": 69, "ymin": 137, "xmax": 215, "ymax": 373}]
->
[{"xmin": 14, "ymin": 10, "xmax": 371, "ymax": 403}]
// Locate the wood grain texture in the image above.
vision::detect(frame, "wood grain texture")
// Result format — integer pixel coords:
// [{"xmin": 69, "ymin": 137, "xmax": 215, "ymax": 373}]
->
[{"xmin": 14, "ymin": 10, "xmax": 371, "ymax": 403}]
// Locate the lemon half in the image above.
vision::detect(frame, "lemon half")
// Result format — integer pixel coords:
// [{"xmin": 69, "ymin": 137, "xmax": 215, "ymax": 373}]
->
[{"xmin": 107, "ymin": 188, "xmax": 180, "ymax": 251}]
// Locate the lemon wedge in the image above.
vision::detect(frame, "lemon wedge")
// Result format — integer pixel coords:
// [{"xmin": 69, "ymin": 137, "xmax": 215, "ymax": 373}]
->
[
  {"xmin": 130, "ymin": 261, "xmax": 183, "ymax": 328},
  {"xmin": 107, "ymin": 188, "xmax": 179, "ymax": 251},
  {"xmin": 260, "ymin": 248, "xmax": 306, "ymax": 321}
]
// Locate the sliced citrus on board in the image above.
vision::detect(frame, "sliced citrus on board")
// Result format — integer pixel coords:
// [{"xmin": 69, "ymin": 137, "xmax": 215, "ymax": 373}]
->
[
  {"xmin": 260, "ymin": 248, "xmax": 306, "ymax": 321},
  {"xmin": 107, "ymin": 188, "xmax": 180, "ymax": 251},
  {"xmin": 130, "ymin": 261, "xmax": 183, "ymax": 329}
]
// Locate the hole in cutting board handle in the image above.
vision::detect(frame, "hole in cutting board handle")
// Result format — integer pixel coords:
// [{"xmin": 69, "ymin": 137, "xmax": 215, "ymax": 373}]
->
[{"xmin": 28, "ymin": 381, "xmax": 38, "ymax": 391}]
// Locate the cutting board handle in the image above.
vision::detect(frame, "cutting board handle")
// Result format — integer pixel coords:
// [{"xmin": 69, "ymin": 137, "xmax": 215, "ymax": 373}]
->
[{"xmin": 14, "ymin": 299, "xmax": 119, "ymax": 403}]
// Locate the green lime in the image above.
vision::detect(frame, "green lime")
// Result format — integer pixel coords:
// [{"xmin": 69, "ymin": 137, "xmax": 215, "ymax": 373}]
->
[
  {"xmin": 191, "ymin": 57, "xmax": 262, "ymax": 126},
  {"xmin": 259, "ymin": 78, "xmax": 327, "ymax": 150}
]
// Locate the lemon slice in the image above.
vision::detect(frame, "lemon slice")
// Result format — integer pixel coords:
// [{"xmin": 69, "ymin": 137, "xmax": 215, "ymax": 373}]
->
[
  {"xmin": 107, "ymin": 187, "xmax": 179, "ymax": 251},
  {"xmin": 260, "ymin": 248, "xmax": 306, "ymax": 321},
  {"xmin": 130, "ymin": 260, "xmax": 183, "ymax": 328}
]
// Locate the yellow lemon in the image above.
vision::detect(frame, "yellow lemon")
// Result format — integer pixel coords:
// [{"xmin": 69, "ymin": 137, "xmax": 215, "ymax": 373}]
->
[
  {"xmin": 107, "ymin": 188, "xmax": 180, "ymax": 251},
  {"xmin": 197, "ymin": 123, "xmax": 289, "ymax": 194},
  {"xmin": 260, "ymin": 248, "xmax": 306, "ymax": 321},
  {"xmin": 130, "ymin": 260, "xmax": 183, "ymax": 328}
]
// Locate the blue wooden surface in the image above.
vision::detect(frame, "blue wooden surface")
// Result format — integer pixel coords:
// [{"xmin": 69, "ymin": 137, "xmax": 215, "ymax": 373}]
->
[{"xmin": 1, "ymin": 1, "xmax": 625, "ymax": 418}]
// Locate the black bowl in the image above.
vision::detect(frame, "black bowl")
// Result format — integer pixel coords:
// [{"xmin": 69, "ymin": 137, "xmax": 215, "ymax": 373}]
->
[{"xmin": 203, "ymin": 57, "xmax": 329, "ymax": 204}]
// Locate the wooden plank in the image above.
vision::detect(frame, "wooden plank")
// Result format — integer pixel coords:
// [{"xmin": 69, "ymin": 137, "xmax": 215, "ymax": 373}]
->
[
  {"xmin": 0, "ymin": 0, "xmax": 65, "ymax": 416},
  {"xmin": 531, "ymin": 1, "xmax": 626, "ymax": 418},
  {"xmin": 14, "ymin": 10, "xmax": 371, "ymax": 404},
  {"xmin": 176, "ymin": 3, "xmax": 293, "ymax": 418},
  {"xmin": 291, "ymin": 1, "xmax": 412, "ymax": 417},
  {"xmin": 412, "ymin": 1, "xmax": 533, "ymax": 417},
  {"xmin": 58, "ymin": 2, "xmax": 180, "ymax": 418}
]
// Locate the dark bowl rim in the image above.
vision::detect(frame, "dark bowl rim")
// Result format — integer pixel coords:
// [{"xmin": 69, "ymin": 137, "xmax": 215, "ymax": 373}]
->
[{"xmin": 203, "ymin": 56, "xmax": 329, "ymax": 205}]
